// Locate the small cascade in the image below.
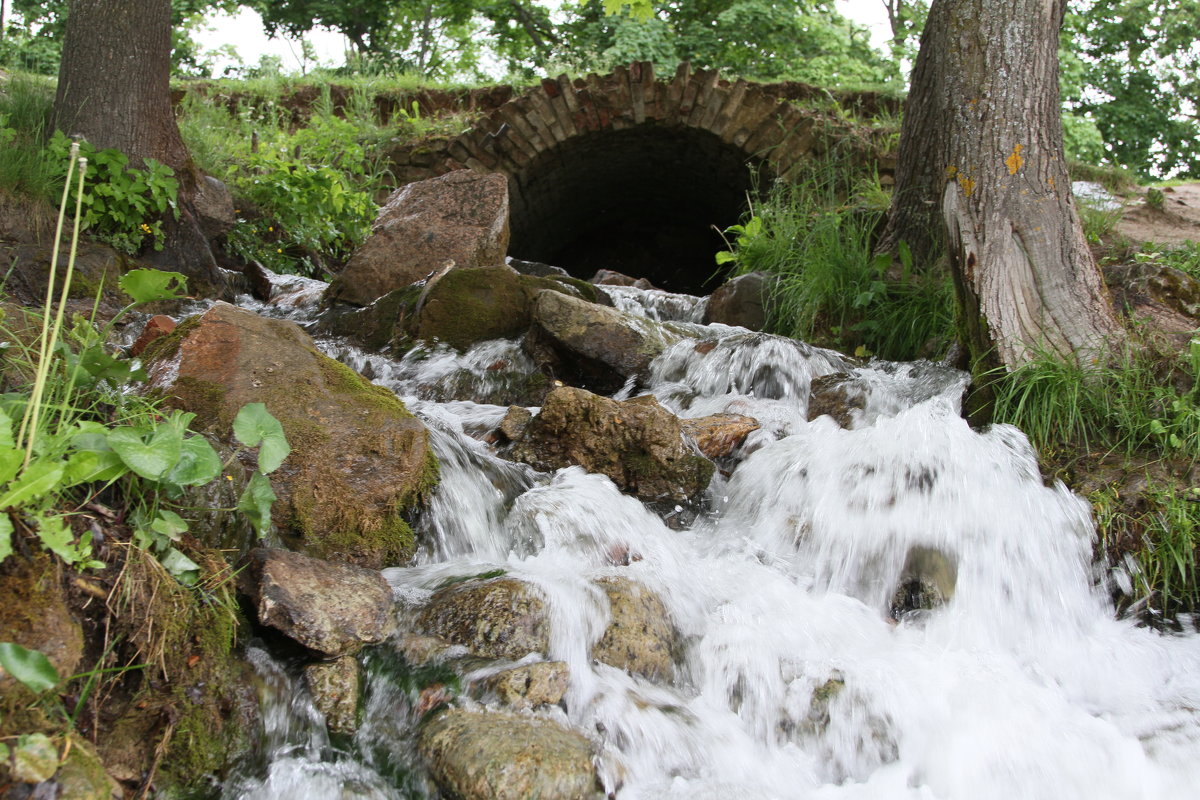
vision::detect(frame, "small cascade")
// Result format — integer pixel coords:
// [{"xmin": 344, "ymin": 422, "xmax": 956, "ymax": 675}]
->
[{"xmin": 216, "ymin": 271, "xmax": 1200, "ymax": 799}]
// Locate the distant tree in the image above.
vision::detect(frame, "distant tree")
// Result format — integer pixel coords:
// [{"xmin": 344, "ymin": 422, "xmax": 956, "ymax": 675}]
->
[
  {"xmin": 54, "ymin": 0, "xmax": 226, "ymax": 292},
  {"xmin": 879, "ymin": 0, "xmax": 1123, "ymax": 370},
  {"xmin": 565, "ymin": 0, "xmax": 890, "ymax": 82}
]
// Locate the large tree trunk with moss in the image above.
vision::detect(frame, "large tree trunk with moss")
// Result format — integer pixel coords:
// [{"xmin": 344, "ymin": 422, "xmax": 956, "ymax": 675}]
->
[
  {"xmin": 878, "ymin": 0, "xmax": 1123, "ymax": 370},
  {"xmin": 53, "ymin": 0, "xmax": 225, "ymax": 295}
]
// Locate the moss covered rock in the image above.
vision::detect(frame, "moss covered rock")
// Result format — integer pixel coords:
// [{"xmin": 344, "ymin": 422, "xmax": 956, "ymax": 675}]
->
[
  {"xmin": 415, "ymin": 576, "xmax": 549, "ymax": 661},
  {"xmin": 144, "ymin": 301, "xmax": 437, "ymax": 568},
  {"xmin": 510, "ymin": 387, "xmax": 714, "ymax": 504},
  {"xmin": 419, "ymin": 708, "xmax": 602, "ymax": 800},
  {"xmin": 591, "ymin": 577, "xmax": 678, "ymax": 682},
  {"xmin": 0, "ymin": 552, "xmax": 82, "ymax": 698}
]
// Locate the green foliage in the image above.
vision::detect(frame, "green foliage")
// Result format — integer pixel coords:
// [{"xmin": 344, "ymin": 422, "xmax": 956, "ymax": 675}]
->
[
  {"xmin": 576, "ymin": 0, "xmax": 893, "ymax": 84},
  {"xmin": 717, "ymin": 167, "xmax": 954, "ymax": 360},
  {"xmin": 0, "ymin": 73, "xmax": 59, "ymax": 201},
  {"xmin": 0, "ymin": 641, "xmax": 60, "ymax": 693},
  {"xmin": 41, "ymin": 134, "xmax": 181, "ymax": 255},
  {"xmin": 179, "ymin": 83, "xmax": 396, "ymax": 277},
  {"xmin": 1064, "ymin": 1, "xmax": 1200, "ymax": 178}
]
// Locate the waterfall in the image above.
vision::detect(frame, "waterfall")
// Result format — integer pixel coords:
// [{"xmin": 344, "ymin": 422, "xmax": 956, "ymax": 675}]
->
[{"xmin": 225, "ymin": 283, "xmax": 1200, "ymax": 800}]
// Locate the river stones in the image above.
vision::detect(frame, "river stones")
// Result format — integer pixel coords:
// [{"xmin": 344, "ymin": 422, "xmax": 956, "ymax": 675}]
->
[
  {"xmin": 415, "ymin": 576, "xmax": 550, "ymax": 661},
  {"xmin": 242, "ymin": 548, "xmax": 397, "ymax": 657},
  {"xmin": 304, "ymin": 655, "xmax": 361, "ymax": 734},
  {"xmin": 591, "ymin": 577, "xmax": 678, "ymax": 682},
  {"xmin": 474, "ymin": 661, "xmax": 570, "ymax": 710},
  {"xmin": 509, "ymin": 386, "xmax": 715, "ymax": 504},
  {"xmin": 680, "ymin": 413, "xmax": 761, "ymax": 459},
  {"xmin": 889, "ymin": 545, "xmax": 957, "ymax": 620},
  {"xmin": 419, "ymin": 708, "xmax": 602, "ymax": 800},
  {"xmin": 702, "ymin": 271, "xmax": 775, "ymax": 331}
]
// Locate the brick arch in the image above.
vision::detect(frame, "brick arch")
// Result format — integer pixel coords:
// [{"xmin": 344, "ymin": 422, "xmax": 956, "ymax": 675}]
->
[{"xmin": 441, "ymin": 62, "xmax": 822, "ymax": 294}]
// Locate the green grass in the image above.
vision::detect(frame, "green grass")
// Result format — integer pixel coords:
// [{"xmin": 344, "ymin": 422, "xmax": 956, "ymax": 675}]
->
[
  {"xmin": 0, "ymin": 72, "xmax": 60, "ymax": 202},
  {"xmin": 719, "ymin": 165, "xmax": 955, "ymax": 360},
  {"xmin": 989, "ymin": 337, "xmax": 1200, "ymax": 617}
]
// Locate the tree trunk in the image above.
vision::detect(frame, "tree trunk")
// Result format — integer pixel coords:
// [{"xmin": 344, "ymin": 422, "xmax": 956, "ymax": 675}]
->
[
  {"xmin": 53, "ymin": 0, "xmax": 225, "ymax": 295},
  {"xmin": 878, "ymin": 0, "xmax": 1123, "ymax": 370}
]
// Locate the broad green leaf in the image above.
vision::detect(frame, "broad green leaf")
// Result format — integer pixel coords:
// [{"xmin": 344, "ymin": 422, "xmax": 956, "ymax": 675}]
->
[
  {"xmin": 118, "ymin": 269, "xmax": 188, "ymax": 304},
  {"xmin": 0, "ymin": 515, "xmax": 11, "ymax": 562},
  {"xmin": 0, "ymin": 461, "xmax": 65, "ymax": 509},
  {"xmin": 714, "ymin": 250, "xmax": 737, "ymax": 265},
  {"xmin": 78, "ymin": 346, "xmax": 147, "ymax": 384},
  {"xmin": 0, "ymin": 445, "xmax": 23, "ymax": 486},
  {"xmin": 163, "ymin": 435, "xmax": 222, "ymax": 487},
  {"xmin": 0, "ymin": 641, "xmax": 60, "ymax": 692},
  {"xmin": 151, "ymin": 510, "xmax": 188, "ymax": 541},
  {"xmin": 238, "ymin": 471, "xmax": 277, "ymax": 537},
  {"xmin": 0, "ymin": 407, "xmax": 13, "ymax": 448},
  {"xmin": 160, "ymin": 547, "xmax": 200, "ymax": 584},
  {"xmin": 63, "ymin": 449, "xmax": 127, "ymax": 487},
  {"xmin": 11, "ymin": 733, "xmax": 59, "ymax": 783},
  {"xmin": 107, "ymin": 424, "xmax": 183, "ymax": 481},
  {"xmin": 232, "ymin": 403, "xmax": 290, "ymax": 474},
  {"xmin": 35, "ymin": 515, "xmax": 82, "ymax": 565}
]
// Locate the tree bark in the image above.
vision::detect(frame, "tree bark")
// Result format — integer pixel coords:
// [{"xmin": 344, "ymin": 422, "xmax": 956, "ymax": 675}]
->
[
  {"xmin": 53, "ymin": 0, "xmax": 225, "ymax": 295},
  {"xmin": 878, "ymin": 0, "xmax": 1123, "ymax": 370}
]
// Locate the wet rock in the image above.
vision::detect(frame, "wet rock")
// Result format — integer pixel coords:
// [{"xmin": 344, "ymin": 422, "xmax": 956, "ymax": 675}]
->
[
  {"xmin": 592, "ymin": 577, "xmax": 677, "ymax": 681},
  {"xmin": 315, "ymin": 284, "xmax": 423, "ymax": 352},
  {"xmin": 496, "ymin": 405, "xmax": 533, "ymax": 442},
  {"xmin": 398, "ymin": 633, "xmax": 460, "ymax": 666},
  {"xmin": 304, "ymin": 655, "xmax": 361, "ymax": 734},
  {"xmin": 474, "ymin": 661, "xmax": 570, "ymax": 710},
  {"xmin": 419, "ymin": 708, "xmax": 601, "ymax": 800},
  {"xmin": 416, "ymin": 577, "xmax": 550, "ymax": 661},
  {"xmin": 681, "ymin": 413, "xmax": 761, "ymax": 459},
  {"xmin": 325, "ymin": 170, "xmax": 509, "ymax": 307},
  {"xmin": 591, "ymin": 268, "xmax": 655, "ymax": 290},
  {"xmin": 889, "ymin": 546, "xmax": 957, "ymax": 620},
  {"xmin": 703, "ymin": 271, "xmax": 775, "ymax": 331},
  {"xmin": 510, "ymin": 387, "xmax": 714, "ymax": 504},
  {"xmin": 0, "ymin": 552, "xmax": 82, "ymax": 697},
  {"xmin": 144, "ymin": 302, "xmax": 437, "ymax": 568},
  {"xmin": 1105, "ymin": 259, "xmax": 1200, "ymax": 339},
  {"xmin": 242, "ymin": 548, "xmax": 397, "ymax": 657},
  {"xmin": 509, "ymin": 257, "xmax": 568, "ymax": 278},
  {"xmin": 807, "ymin": 372, "xmax": 865, "ymax": 429},
  {"xmin": 527, "ymin": 290, "xmax": 678, "ymax": 393},
  {"xmin": 129, "ymin": 314, "xmax": 176, "ymax": 357},
  {"xmin": 411, "ymin": 265, "xmax": 531, "ymax": 350}
]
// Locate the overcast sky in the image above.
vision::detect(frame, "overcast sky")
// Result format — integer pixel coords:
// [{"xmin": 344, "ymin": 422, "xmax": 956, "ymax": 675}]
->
[{"xmin": 197, "ymin": 1, "xmax": 893, "ymax": 76}]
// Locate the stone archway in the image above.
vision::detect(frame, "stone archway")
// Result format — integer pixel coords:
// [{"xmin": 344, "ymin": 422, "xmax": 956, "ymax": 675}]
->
[{"xmin": 440, "ymin": 63, "xmax": 822, "ymax": 293}]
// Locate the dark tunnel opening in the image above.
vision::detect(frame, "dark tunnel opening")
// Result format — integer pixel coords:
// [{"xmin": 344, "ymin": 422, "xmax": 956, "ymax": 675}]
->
[{"xmin": 506, "ymin": 126, "xmax": 771, "ymax": 296}]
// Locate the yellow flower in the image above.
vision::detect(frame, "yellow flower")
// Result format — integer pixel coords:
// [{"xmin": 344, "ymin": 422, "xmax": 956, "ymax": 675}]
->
[
  {"xmin": 139, "ymin": 223, "xmax": 152, "ymax": 234},
  {"xmin": 267, "ymin": 226, "xmax": 274, "ymax": 232},
  {"xmin": 277, "ymin": 248, "xmax": 283, "ymax": 253}
]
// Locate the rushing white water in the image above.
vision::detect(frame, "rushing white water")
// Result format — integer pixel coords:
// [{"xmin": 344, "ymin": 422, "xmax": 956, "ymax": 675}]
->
[{"xmin": 226, "ymin": 281, "xmax": 1200, "ymax": 800}]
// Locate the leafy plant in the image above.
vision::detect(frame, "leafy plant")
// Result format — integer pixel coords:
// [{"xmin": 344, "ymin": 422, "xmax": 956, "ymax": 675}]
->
[{"xmin": 47, "ymin": 132, "xmax": 180, "ymax": 254}]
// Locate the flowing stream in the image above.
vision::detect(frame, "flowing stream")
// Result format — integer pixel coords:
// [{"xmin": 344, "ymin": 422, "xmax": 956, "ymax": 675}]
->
[{"xmin": 222, "ymin": 280, "xmax": 1200, "ymax": 800}]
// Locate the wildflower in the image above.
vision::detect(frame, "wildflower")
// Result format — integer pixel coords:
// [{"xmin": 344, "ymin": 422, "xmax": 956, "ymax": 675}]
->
[
  {"xmin": 277, "ymin": 248, "xmax": 283, "ymax": 253},
  {"xmin": 139, "ymin": 223, "xmax": 152, "ymax": 235},
  {"xmin": 268, "ymin": 226, "xmax": 274, "ymax": 232}
]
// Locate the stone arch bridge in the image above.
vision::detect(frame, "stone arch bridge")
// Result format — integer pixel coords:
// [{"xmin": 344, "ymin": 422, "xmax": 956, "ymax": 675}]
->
[{"xmin": 388, "ymin": 62, "xmax": 891, "ymax": 293}]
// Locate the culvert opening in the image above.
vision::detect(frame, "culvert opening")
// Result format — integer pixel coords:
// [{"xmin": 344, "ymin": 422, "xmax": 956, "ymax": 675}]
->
[{"xmin": 506, "ymin": 126, "xmax": 770, "ymax": 296}]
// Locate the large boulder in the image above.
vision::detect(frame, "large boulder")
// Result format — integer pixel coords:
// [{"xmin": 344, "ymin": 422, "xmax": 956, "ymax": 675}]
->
[
  {"xmin": 510, "ymin": 387, "xmax": 714, "ymax": 504},
  {"xmin": 703, "ymin": 271, "xmax": 776, "ymax": 331},
  {"xmin": 419, "ymin": 709, "xmax": 601, "ymax": 800},
  {"xmin": 410, "ymin": 265, "xmax": 531, "ymax": 350},
  {"xmin": 242, "ymin": 548, "xmax": 397, "ymax": 657},
  {"xmin": 591, "ymin": 577, "xmax": 677, "ymax": 682},
  {"xmin": 415, "ymin": 576, "xmax": 550, "ymax": 661},
  {"xmin": 144, "ymin": 302, "xmax": 437, "ymax": 568},
  {"xmin": 325, "ymin": 171, "xmax": 510, "ymax": 307}
]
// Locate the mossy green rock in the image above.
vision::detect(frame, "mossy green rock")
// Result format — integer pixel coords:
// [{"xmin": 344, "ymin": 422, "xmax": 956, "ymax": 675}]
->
[
  {"xmin": 416, "ymin": 576, "xmax": 549, "ymax": 661},
  {"xmin": 144, "ymin": 301, "xmax": 437, "ymax": 568},
  {"xmin": 510, "ymin": 387, "xmax": 715, "ymax": 504},
  {"xmin": 414, "ymin": 265, "xmax": 531, "ymax": 350},
  {"xmin": 592, "ymin": 577, "xmax": 678, "ymax": 682},
  {"xmin": 419, "ymin": 708, "xmax": 602, "ymax": 800}
]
